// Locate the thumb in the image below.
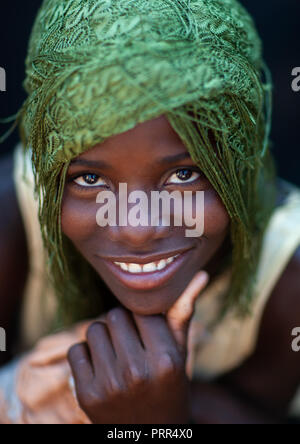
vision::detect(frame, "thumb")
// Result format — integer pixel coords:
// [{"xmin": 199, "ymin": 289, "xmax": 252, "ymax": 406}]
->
[{"xmin": 165, "ymin": 271, "xmax": 210, "ymax": 354}]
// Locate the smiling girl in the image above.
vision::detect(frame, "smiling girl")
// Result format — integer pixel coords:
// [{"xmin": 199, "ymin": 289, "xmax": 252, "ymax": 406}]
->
[{"xmin": 0, "ymin": 0, "xmax": 300, "ymax": 424}]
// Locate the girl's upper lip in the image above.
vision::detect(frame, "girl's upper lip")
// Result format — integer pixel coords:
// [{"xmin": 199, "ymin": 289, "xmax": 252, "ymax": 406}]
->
[{"xmin": 98, "ymin": 246, "xmax": 195, "ymax": 264}]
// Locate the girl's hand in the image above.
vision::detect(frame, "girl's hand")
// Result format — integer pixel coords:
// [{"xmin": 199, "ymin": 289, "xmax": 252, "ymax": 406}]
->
[{"xmin": 67, "ymin": 271, "xmax": 209, "ymax": 424}]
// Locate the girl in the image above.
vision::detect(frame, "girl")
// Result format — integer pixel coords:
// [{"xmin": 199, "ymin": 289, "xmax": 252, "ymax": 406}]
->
[{"xmin": 0, "ymin": 0, "xmax": 300, "ymax": 424}]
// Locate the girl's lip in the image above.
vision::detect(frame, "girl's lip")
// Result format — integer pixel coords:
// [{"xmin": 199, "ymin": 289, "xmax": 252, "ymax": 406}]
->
[{"xmin": 101, "ymin": 249, "xmax": 193, "ymax": 291}]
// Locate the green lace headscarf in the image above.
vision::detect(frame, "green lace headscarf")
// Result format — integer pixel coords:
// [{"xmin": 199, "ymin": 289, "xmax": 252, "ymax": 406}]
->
[{"xmin": 12, "ymin": 0, "xmax": 278, "ymax": 326}]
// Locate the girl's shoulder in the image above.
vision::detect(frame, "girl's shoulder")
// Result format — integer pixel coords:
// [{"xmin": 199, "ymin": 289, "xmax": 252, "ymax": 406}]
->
[
  {"xmin": 270, "ymin": 177, "xmax": 300, "ymax": 316},
  {"xmin": 189, "ymin": 176, "xmax": 300, "ymax": 413},
  {"xmin": 224, "ymin": 231, "xmax": 300, "ymax": 414},
  {"xmin": 221, "ymin": 179, "xmax": 300, "ymax": 414},
  {"xmin": 263, "ymin": 229, "xmax": 300, "ymax": 342},
  {"xmin": 256, "ymin": 176, "xmax": 300, "ymax": 357}
]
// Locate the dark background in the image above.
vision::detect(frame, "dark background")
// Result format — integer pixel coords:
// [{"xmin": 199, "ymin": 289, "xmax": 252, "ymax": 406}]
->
[{"xmin": 0, "ymin": 0, "xmax": 299, "ymax": 186}]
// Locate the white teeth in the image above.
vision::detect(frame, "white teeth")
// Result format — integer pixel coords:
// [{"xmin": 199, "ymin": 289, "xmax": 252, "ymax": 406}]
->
[
  {"xmin": 143, "ymin": 262, "xmax": 157, "ymax": 272},
  {"xmin": 128, "ymin": 263, "xmax": 142, "ymax": 273},
  {"xmin": 120, "ymin": 263, "xmax": 128, "ymax": 271},
  {"xmin": 157, "ymin": 259, "xmax": 167, "ymax": 270},
  {"xmin": 113, "ymin": 254, "xmax": 180, "ymax": 273}
]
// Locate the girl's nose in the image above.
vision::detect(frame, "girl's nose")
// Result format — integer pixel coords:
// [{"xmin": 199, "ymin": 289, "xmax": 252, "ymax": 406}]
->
[
  {"xmin": 105, "ymin": 223, "xmax": 169, "ymax": 249},
  {"xmin": 102, "ymin": 187, "xmax": 171, "ymax": 248}
]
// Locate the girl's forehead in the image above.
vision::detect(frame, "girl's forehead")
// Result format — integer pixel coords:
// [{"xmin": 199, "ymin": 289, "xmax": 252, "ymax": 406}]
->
[{"xmin": 72, "ymin": 115, "xmax": 188, "ymax": 160}]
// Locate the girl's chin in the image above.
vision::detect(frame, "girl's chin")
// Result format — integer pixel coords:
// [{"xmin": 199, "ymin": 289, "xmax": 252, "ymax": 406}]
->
[
  {"xmin": 122, "ymin": 305, "xmax": 168, "ymax": 316},
  {"xmin": 108, "ymin": 289, "xmax": 182, "ymax": 316}
]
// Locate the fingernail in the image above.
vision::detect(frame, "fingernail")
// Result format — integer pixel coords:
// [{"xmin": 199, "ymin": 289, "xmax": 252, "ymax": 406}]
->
[{"xmin": 198, "ymin": 271, "xmax": 209, "ymax": 283}]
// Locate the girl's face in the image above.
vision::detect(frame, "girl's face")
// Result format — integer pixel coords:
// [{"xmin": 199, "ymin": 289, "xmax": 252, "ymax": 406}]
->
[{"xmin": 61, "ymin": 115, "xmax": 230, "ymax": 315}]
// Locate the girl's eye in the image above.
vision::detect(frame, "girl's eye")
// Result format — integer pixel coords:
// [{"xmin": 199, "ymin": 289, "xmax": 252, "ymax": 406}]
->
[
  {"xmin": 165, "ymin": 168, "xmax": 201, "ymax": 185},
  {"xmin": 73, "ymin": 174, "xmax": 108, "ymax": 188}
]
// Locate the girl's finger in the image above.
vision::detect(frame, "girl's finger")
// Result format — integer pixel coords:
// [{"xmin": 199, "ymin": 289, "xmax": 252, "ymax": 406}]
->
[
  {"xmin": 85, "ymin": 321, "xmax": 117, "ymax": 377},
  {"xmin": 67, "ymin": 342, "xmax": 94, "ymax": 392},
  {"xmin": 132, "ymin": 311, "xmax": 180, "ymax": 356},
  {"xmin": 105, "ymin": 307, "xmax": 145, "ymax": 364},
  {"xmin": 165, "ymin": 271, "xmax": 210, "ymax": 353}
]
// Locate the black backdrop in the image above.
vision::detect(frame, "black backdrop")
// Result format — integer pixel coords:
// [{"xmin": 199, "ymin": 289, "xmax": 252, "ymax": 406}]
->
[{"xmin": 0, "ymin": 0, "xmax": 299, "ymax": 186}]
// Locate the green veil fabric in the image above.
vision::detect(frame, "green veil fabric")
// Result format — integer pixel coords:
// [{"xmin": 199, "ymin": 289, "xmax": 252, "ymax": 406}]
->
[{"xmin": 2, "ymin": 0, "xmax": 277, "ymax": 327}]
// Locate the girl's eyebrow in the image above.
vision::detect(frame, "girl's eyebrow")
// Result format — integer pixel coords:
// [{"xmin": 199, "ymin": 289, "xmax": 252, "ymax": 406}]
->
[
  {"xmin": 69, "ymin": 152, "xmax": 191, "ymax": 168},
  {"xmin": 157, "ymin": 152, "xmax": 191, "ymax": 165},
  {"xmin": 70, "ymin": 158, "xmax": 111, "ymax": 169}
]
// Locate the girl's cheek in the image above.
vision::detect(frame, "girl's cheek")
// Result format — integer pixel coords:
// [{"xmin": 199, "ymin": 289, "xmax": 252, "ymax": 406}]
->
[
  {"xmin": 203, "ymin": 188, "xmax": 231, "ymax": 237},
  {"xmin": 61, "ymin": 193, "xmax": 98, "ymax": 242}
]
